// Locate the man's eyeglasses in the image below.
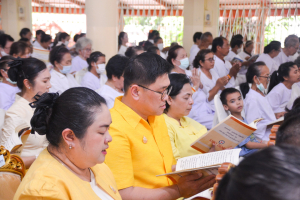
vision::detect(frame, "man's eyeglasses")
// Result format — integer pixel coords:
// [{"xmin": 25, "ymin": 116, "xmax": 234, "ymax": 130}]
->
[
  {"xmin": 259, "ymin": 76, "xmax": 271, "ymax": 81},
  {"xmin": 138, "ymin": 85, "xmax": 172, "ymax": 100}
]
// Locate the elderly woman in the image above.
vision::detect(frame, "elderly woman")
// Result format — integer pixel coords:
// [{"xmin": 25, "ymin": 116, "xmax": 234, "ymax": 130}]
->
[
  {"xmin": 0, "ymin": 57, "xmax": 51, "ymax": 168},
  {"xmin": 163, "ymin": 73, "xmax": 207, "ymax": 160},
  {"xmin": 69, "ymin": 37, "xmax": 93, "ymax": 83},
  {"xmin": 14, "ymin": 88, "xmax": 122, "ymax": 200}
]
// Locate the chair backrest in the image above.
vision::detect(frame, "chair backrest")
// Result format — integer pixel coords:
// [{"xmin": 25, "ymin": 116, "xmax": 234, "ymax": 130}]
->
[
  {"xmin": 0, "ymin": 108, "xmax": 5, "ymax": 136},
  {"xmin": 0, "ymin": 146, "xmax": 25, "ymax": 200},
  {"xmin": 211, "ymin": 162, "xmax": 235, "ymax": 200}
]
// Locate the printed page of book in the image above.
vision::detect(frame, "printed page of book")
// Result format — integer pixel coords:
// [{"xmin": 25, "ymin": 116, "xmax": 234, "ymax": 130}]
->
[
  {"xmin": 4, "ymin": 133, "xmax": 22, "ymax": 152},
  {"xmin": 191, "ymin": 115, "xmax": 257, "ymax": 153},
  {"xmin": 176, "ymin": 149, "xmax": 241, "ymax": 171}
]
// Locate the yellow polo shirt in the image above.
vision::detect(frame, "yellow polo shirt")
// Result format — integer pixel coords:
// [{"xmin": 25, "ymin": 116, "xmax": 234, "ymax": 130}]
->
[
  {"xmin": 105, "ymin": 97, "xmax": 176, "ymax": 190},
  {"xmin": 14, "ymin": 149, "xmax": 122, "ymax": 200},
  {"xmin": 163, "ymin": 114, "xmax": 207, "ymax": 160}
]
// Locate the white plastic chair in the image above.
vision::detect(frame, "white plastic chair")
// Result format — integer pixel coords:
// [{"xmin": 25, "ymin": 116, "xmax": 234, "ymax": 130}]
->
[{"xmin": 212, "ymin": 93, "xmax": 246, "ymax": 126}]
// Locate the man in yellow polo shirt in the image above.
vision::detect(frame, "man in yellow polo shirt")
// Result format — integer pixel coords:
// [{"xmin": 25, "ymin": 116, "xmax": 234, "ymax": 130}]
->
[{"xmin": 105, "ymin": 52, "xmax": 215, "ymax": 200}]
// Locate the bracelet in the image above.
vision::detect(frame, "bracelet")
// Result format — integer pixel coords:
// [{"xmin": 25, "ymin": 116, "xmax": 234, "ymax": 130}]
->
[
  {"xmin": 227, "ymin": 74, "xmax": 232, "ymax": 80},
  {"xmin": 191, "ymin": 87, "xmax": 196, "ymax": 93}
]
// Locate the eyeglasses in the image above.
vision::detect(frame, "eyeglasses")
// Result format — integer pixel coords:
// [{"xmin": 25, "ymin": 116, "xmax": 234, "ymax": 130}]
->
[
  {"xmin": 205, "ymin": 58, "xmax": 215, "ymax": 62},
  {"xmin": 138, "ymin": 85, "xmax": 172, "ymax": 100},
  {"xmin": 83, "ymin": 48, "xmax": 93, "ymax": 52},
  {"xmin": 259, "ymin": 76, "xmax": 271, "ymax": 81}
]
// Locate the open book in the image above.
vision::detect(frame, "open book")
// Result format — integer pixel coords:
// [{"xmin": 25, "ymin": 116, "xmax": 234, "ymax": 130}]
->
[
  {"xmin": 267, "ymin": 116, "xmax": 284, "ymax": 128},
  {"xmin": 191, "ymin": 115, "xmax": 262, "ymax": 153},
  {"xmin": 247, "ymin": 54, "xmax": 259, "ymax": 62},
  {"xmin": 157, "ymin": 149, "xmax": 241, "ymax": 182}
]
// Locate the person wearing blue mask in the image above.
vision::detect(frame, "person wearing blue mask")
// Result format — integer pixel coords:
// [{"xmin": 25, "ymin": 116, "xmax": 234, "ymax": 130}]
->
[
  {"xmin": 240, "ymin": 61, "xmax": 276, "ymax": 142},
  {"xmin": 49, "ymin": 46, "xmax": 80, "ymax": 93}
]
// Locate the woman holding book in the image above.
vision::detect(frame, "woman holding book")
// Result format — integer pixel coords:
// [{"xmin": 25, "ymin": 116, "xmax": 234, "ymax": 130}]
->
[
  {"xmin": 267, "ymin": 62, "xmax": 300, "ymax": 119},
  {"xmin": 163, "ymin": 73, "xmax": 208, "ymax": 160},
  {"xmin": 14, "ymin": 88, "xmax": 122, "ymax": 200},
  {"xmin": 0, "ymin": 57, "xmax": 51, "ymax": 168},
  {"xmin": 240, "ymin": 61, "xmax": 276, "ymax": 142}
]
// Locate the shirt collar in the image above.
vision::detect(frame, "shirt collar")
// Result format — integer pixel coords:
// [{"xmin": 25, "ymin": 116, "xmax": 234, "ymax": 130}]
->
[
  {"xmin": 52, "ymin": 69, "xmax": 66, "ymax": 79},
  {"xmin": 164, "ymin": 114, "xmax": 189, "ymax": 128},
  {"xmin": 113, "ymin": 96, "xmax": 146, "ymax": 129}
]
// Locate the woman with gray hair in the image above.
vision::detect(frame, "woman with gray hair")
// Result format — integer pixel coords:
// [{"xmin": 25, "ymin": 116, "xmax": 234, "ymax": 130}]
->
[
  {"xmin": 274, "ymin": 34, "xmax": 299, "ymax": 65},
  {"xmin": 69, "ymin": 37, "xmax": 92, "ymax": 83}
]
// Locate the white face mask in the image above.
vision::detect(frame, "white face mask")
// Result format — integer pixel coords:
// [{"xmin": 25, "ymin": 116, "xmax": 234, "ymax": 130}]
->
[
  {"xmin": 1, "ymin": 50, "xmax": 8, "ymax": 56},
  {"xmin": 177, "ymin": 57, "xmax": 189, "ymax": 70},
  {"xmin": 96, "ymin": 64, "xmax": 106, "ymax": 74},
  {"xmin": 64, "ymin": 41, "xmax": 69, "ymax": 47},
  {"xmin": 6, "ymin": 77, "xmax": 17, "ymax": 85},
  {"xmin": 207, "ymin": 45, "xmax": 212, "ymax": 50},
  {"xmin": 157, "ymin": 43, "xmax": 164, "ymax": 51}
]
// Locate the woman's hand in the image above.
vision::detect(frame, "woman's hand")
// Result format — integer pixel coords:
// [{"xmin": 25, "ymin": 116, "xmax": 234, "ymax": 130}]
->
[
  {"xmin": 190, "ymin": 68, "xmax": 201, "ymax": 91},
  {"xmin": 216, "ymin": 76, "xmax": 229, "ymax": 89}
]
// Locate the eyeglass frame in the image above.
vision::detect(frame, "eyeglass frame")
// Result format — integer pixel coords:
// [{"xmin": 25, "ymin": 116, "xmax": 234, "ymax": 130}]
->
[
  {"xmin": 205, "ymin": 58, "xmax": 215, "ymax": 62},
  {"xmin": 137, "ymin": 85, "xmax": 172, "ymax": 100},
  {"xmin": 259, "ymin": 75, "xmax": 271, "ymax": 81}
]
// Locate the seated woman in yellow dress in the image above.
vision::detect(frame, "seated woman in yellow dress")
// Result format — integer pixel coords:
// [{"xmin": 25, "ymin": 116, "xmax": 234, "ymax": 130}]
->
[
  {"xmin": 14, "ymin": 88, "xmax": 122, "ymax": 200},
  {"xmin": 163, "ymin": 73, "xmax": 208, "ymax": 160}
]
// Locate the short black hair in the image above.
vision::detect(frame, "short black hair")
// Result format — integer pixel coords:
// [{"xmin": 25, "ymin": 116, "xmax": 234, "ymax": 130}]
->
[
  {"xmin": 154, "ymin": 36, "xmax": 162, "ymax": 44},
  {"xmin": 9, "ymin": 41, "xmax": 29, "ymax": 56},
  {"xmin": 264, "ymin": 41, "xmax": 281, "ymax": 54},
  {"xmin": 193, "ymin": 49, "xmax": 213, "ymax": 69},
  {"xmin": 124, "ymin": 52, "xmax": 174, "ymax": 92},
  {"xmin": 232, "ymin": 34, "xmax": 243, "ymax": 41},
  {"xmin": 193, "ymin": 32, "xmax": 202, "ymax": 43},
  {"xmin": 230, "ymin": 38, "xmax": 243, "ymax": 49},
  {"xmin": 147, "ymin": 46, "xmax": 159, "ymax": 54},
  {"xmin": 216, "ymin": 145, "xmax": 300, "ymax": 200},
  {"xmin": 164, "ymin": 73, "xmax": 191, "ymax": 113},
  {"xmin": 220, "ymin": 88, "xmax": 241, "ymax": 105},
  {"xmin": 125, "ymin": 46, "xmax": 144, "ymax": 58},
  {"xmin": 36, "ymin": 30, "xmax": 45, "ymax": 37},
  {"xmin": 0, "ymin": 56, "xmax": 13, "ymax": 78},
  {"xmin": 87, "ymin": 51, "xmax": 105, "ymax": 71},
  {"xmin": 200, "ymin": 32, "xmax": 213, "ymax": 42},
  {"xmin": 143, "ymin": 40, "xmax": 154, "ymax": 51},
  {"xmin": 19, "ymin": 38, "xmax": 30, "ymax": 43},
  {"xmin": 49, "ymin": 45, "xmax": 70, "ymax": 66},
  {"xmin": 212, "ymin": 37, "xmax": 226, "ymax": 53},
  {"xmin": 30, "ymin": 88, "xmax": 107, "ymax": 147},
  {"xmin": 0, "ymin": 34, "xmax": 14, "ymax": 48},
  {"xmin": 106, "ymin": 54, "xmax": 129, "ymax": 80},
  {"xmin": 73, "ymin": 34, "xmax": 80, "ymax": 42},
  {"xmin": 19, "ymin": 28, "xmax": 31, "ymax": 38},
  {"xmin": 276, "ymin": 115, "xmax": 300, "ymax": 146},
  {"xmin": 41, "ymin": 34, "xmax": 52, "ymax": 43},
  {"xmin": 166, "ymin": 45, "xmax": 183, "ymax": 66}
]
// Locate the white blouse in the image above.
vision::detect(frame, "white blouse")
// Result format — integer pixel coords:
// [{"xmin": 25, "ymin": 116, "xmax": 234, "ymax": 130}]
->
[
  {"xmin": 70, "ymin": 55, "xmax": 89, "ymax": 74},
  {"xmin": 244, "ymin": 89, "xmax": 276, "ymax": 141},
  {"xmin": 256, "ymin": 53, "xmax": 279, "ymax": 74},
  {"xmin": 118, "ymin": 45, "xmax": 127, "ymax": 56},
  {"xmin": 213, "ymin": 55, "xmax": 236, "ymax": 88},
  {"xmin": 224, "ymin": 50, "xmax": 241, "ymax": 62},
  {"xmin": 189, "ymin": 45, "xmax": 200, "ymax": 68},
  {"xmin": 0, "ymin": 95, "xmax": 48, "ymax": 157},
  {"xmin": 274, "ymin": 49, "xmax": 290, "ymax": 66},
  {"xmin": 0, "ymin": 83, "xmax": 20, "ymax": 110},
  {"xmin": 266, "ymin": 83, "xmax": 292, "ymax": 113},
  {"xmin": 97, "ymin": 85, "xmax": 123, "ymax": 109},
  {"xmin": 237, "ymin": 51, "xmax": 252, "ymax": 75},
  {"xmin": 89, "ymin": 169, "xmax": 114, "ymax": 200},
  {"xmin": 81, "ymin": 71, "xmax": 101, "ymax": 91},
  {"xmin": 49, "ymin": 69, "xmax": 80, "ymax": 93}
]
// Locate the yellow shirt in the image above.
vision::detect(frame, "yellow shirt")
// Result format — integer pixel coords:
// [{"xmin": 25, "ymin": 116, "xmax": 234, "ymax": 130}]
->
[
  {"xmin": 105, "ymin": 97, "xmax": 176, "ymax": 190},
  {"xmin": 163, "ymin": 114, "xmax": 207, "ymax": 160},
  {"xmin": 14, "ymin": 149, "xmax": 122, "ymax": 200}
]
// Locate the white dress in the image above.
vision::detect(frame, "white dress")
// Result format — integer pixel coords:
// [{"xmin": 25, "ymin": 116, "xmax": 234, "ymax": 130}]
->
[
  {"xmin": 0, "ymin": 95, "xmax": 48, "ymax": 157},
  {"xmin": 81, "ymin": 71, "xmax": 101, "ymax": 91},
  {"xmin": 244, "ymin": 89, "xmax": 276, "ymax": 141},
  {"xmin": 287, "ymin": 82, "xmax": 300, "ymax": 109},
  {"xmin": 266, "ymin": 83, "xmax": 292, "ymax": 113},
  {"xmin": 118, "ymin": 45, "xmax": 127, "ymax": 56},
  {"xmin": 189, "ymin": 45, "xmax": 200, "ymax": 68},
  {"xmin": 289, "ymin": 52, "xmax": 299, "ymax": 62},
  {"xmin": 0, "ymin": 83, "xmax": 20, "ymax": 110},
  {"xmin": 256, "ymin": 53, "xmax": 279, "ymax": 75},
  {"xmin": 97, "ymin": 85, "xmax": 123, "ymax": 109},
  {"xmin": 49, "ymin": 69, "xmax": 80, "ymax": 93},
  {"xmin": 274, "ymin": 49, "xmax": 290, "ymax": 66},
  {"xmin": 213, "ymin": 55, "xmax": 236, "ymax": 88}
]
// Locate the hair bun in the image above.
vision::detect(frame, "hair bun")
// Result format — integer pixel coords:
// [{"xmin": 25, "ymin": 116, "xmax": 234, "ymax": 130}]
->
[
  {"xmin": 7, "ymin": 57, "xmax": 23, "ymax": 68},
  {"xmin": 30, "ymin": 92, "xmax": 59, "ymax": 135}
]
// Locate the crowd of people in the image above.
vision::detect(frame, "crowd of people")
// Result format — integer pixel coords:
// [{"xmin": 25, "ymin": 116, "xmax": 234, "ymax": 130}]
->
[{"xmin": 0, "ymin": 27, "xmax": 300, "ymax": 200}]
